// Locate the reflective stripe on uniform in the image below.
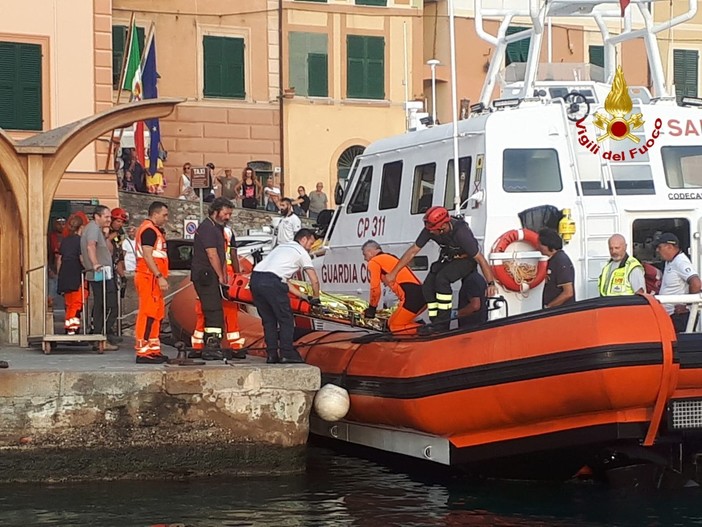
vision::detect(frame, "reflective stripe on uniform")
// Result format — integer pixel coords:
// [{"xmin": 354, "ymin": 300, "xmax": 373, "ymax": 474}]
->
[
  {"xmin": 226, "ymin": 331, "xmax": 240, "ymax": 341},
  {"xmin": 427, "ymin": 301, "xmax": 438, "ymax": 318}
]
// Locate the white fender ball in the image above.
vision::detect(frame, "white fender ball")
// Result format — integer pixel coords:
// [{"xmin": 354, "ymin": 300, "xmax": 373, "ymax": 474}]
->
[{"xmin": 314, "ymin": 384, "xmax": 350, "ymax": 422}]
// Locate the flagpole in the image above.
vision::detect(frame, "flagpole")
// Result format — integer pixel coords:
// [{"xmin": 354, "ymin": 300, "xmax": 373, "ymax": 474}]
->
[
  {"xmin": 104, "ymin": 12, "xmax": 136, "ymax": 172},
  {"xmin": 448, "ymin": 0, "xmax": 461, "ymax": 215}
]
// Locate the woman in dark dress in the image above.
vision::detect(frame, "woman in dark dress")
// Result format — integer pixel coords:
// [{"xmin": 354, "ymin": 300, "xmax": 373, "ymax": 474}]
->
[
  {"xmin": 235, "ymin": 167, "xmax": 263, "ymax": 209},
  {"xmin": 57, "ymin": 216, "xmax": 87, "ymax": 335}
]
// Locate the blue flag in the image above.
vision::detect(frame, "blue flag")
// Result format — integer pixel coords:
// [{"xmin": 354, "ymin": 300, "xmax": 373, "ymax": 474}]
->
[{"xmin": 142, "ymin": 36, "xmax": 160, "ymax": 175}]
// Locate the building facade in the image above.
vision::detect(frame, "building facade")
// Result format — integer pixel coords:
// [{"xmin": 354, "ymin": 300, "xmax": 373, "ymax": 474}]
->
[
  {"xmin": 0, "ymin": 0, "xmax": 117, "ymax": 210},
  {"xmin": 423, "ymin": 0, "xmax": 649, "ymax": 126},
  {"xmin": 282, "ymin": 0, "xmax": 424, "ymax": 197},
  {"xmin": 112, "ymin": 0, "xmax": 282, "ymax": 197}
]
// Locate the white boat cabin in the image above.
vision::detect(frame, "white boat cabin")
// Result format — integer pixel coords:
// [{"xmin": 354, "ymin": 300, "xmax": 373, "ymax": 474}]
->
[{"xmin": 312, "ymin": 0, "xmax": 702, "ymax": 321}]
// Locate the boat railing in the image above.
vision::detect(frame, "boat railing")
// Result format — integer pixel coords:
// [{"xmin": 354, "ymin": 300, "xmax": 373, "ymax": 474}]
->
[{"xmin": 653, "ymin": 294, "xmax": 702, "ymax": 333}]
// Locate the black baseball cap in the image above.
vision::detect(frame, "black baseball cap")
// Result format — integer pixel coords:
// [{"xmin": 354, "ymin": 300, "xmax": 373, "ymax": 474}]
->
[{"xmin": 654, "ymin": 232, "xmax": 679, "ymax": 246}]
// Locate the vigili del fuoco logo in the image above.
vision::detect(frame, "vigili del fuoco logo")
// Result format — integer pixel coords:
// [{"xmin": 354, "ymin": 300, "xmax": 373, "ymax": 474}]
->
[{"xmin": 576, "ymin": 66, "xmax": 662, "ymax": 161}]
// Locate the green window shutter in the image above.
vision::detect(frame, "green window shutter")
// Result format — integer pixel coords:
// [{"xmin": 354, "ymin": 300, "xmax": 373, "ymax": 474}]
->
[
  {"xmin": 506, "ymin": 26, "xmax": 530, "ymax": 66},
  {"xmin": 289, "ymin": 32, "xmax": 309, "ymax": 96},
  {"xmin": 0, "ymin": 41, "xmax": 42, "ymax": 131},
  {"xmin": 366, "ymin": 36, "xmax": 384, "ymax": 99},
  {"xmin": 204, "ymin": 36, "xmax": 245, "ymax": 99},
  {"xmin": 589, "ymin": 45, "xmax": 605, "ymax": 68},
  {"xmin": 355, "ymin": 0, "xmax": 387, "ymax": 5},
  {"xmin": 346, "ymin": 35, "xmax": 384, "ymax": 99},
  {"xmin": 112, "ymin": 26, "xmax": 127, "ymax": 88},
  {"xmin": 347, "ymin": 36, "xmax": 365, "ymax": 98},
  {"xmin": 674, "ymin": 49, "xmax": 699, "ymax": 102},
  {"xmin": 308, "ymin": 53, "xmax": 328, "ymax": 97}
]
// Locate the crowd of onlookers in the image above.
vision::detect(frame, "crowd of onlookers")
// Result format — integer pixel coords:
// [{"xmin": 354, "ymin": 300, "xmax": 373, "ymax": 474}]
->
[{"xmin": 114, "ymin": 148, "xmax": 330, "ymax": 219}]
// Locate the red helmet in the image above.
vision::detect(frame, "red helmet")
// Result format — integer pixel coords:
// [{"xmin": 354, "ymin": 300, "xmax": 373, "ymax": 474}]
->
[
  {"xmin": 111, "ymin": 207, "xmax": 129, "ymax": 222},
  {"xmin": 423, "ymin": 206, "xmax": 450, "ymax": 231}
]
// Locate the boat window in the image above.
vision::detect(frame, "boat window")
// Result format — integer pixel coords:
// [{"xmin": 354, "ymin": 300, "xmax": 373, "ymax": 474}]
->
[
  {"xmin": 503, "ymin": 149, "xmax": 562, "ymax": 192},
  {"xmin": 346, "ymin": 166, "xmax": 373, "ymax": 213},
  {"xmin": 444, "ymin": 157, "xmax": 471, "ymax": 209},
  {"xmin": 411, "ymin": 163, "xmax": 436, "ymax": 214},
  {"xmin": 662, "ymin": 146, "xmax": 702, "ymax": 188},
  {"xmin": 610, "ymin": 165, "xmax": 655, "ymax": 195},
  {"xmin": 632, "ymin": 217, "xmax": 691, "ymax": 266},
  {"xmin": 379, "ymin": 161, "xmax": 403, "ymax": 210}
]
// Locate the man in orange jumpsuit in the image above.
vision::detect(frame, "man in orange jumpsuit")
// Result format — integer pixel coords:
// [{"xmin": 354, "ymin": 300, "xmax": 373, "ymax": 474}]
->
[
  {"xmin": 361, "ymin": 240, "xmax": 426, "ymax": 334},
  {"xmin": 191, "ymin": 225, "xmax": 245, "ymax": 358},
  {"xmin": 134, "ymin": 201, "xmax": 170, "ymax": 364}
]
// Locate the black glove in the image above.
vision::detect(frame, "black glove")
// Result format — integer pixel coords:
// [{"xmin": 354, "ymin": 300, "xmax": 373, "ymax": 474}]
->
[
  {"xmin": 363, "ymin": 306, "xmax": 377, "ymax": 319},
  {"xmin": 120, "ymin": 276, "xmax": 128, "ymax": 290},
  {"xmin": 307, "ymin": 296, "xmax": 322, "ymax": 307}
]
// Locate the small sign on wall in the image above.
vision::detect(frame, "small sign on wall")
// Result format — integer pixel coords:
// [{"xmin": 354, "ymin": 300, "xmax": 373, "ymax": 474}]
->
[{"xmin": 184, "ymin": 219, "xmax": 198, "ymax": 240}]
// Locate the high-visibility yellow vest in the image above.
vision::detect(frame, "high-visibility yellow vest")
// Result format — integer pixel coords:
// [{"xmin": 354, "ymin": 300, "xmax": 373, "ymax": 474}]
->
[{"xmin": 598, "ymin": 255, "xmax": 643, "ymax": 296}]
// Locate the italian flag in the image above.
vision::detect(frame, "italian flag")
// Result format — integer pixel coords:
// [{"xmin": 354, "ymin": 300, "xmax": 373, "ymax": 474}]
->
[{"xmin": 123, "ymin": 23, "xmax": 145, "ymax": 163}]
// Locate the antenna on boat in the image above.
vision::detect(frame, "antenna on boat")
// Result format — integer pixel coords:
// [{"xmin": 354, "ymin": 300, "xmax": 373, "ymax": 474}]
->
[
  {"xmin": 403, "ymin": 21, "xmax": 410, "ymax": 132},
  {"xmin": 448, "ymin": 0, "xmax": 462, "ymax": 216}
]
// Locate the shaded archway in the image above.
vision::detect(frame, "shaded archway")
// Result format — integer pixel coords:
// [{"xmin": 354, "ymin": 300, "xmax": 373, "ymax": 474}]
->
[
  {"xmin": 0, "ymin": 97, "xmax": 184, "ymax": 340},
  {"xmin": 336, "ymin": 145, "xmax": 366, "ymax": 184}
]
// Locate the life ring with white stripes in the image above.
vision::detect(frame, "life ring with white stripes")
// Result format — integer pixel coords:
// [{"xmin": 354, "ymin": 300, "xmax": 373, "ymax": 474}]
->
[{"xmin": 491, "ymin": 228, "xmax": 548, "ymax": 292}]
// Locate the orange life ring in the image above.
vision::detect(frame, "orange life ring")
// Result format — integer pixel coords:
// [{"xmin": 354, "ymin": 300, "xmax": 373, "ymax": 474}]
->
[{"xmin": 491, "ymin": 229, "xmax": 548, "ymax": 292}]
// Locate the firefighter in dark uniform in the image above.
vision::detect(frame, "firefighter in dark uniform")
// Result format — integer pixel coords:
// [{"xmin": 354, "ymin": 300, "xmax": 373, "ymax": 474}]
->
[
  {"xmin": 387, "ymin": 206, "xmax": 497, "ymax": 331},
  {"xmin": 190, "ymin": 197, "xmax": 235, "ymax": 360}
]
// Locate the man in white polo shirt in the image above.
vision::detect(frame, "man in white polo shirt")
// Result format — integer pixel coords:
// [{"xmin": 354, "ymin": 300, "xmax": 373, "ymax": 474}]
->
[
  {"xmin": 250, "ymin": 228, "xmax": 321, "ymax": 363},
  {"xmin": 656, "ymin": 232, "xmax": 701, "ymax": 332},
  {"xmin": 276, "ymin": 197, "xmax": 302, "ymax": 245}
]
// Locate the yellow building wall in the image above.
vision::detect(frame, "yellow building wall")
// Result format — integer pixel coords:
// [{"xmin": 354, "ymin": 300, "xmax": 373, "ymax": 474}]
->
[
  {"xmin": 283, "ymin": 4, "xmax": 420, "ymax": 193},
  {"xmin": 0, "ymin": 0, "xmax": 97, "ymax": 172},
  {"xmin": 114, "ymin": 0, "xmax": 281, "ymax": 197},
  {"xmin": 284, "ymin": 101, "xmax": 406, "ymax": 195}
]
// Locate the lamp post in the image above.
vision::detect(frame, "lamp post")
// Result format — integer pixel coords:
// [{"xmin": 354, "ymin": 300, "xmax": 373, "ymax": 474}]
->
[{"xmin": 427, "ymin": 59, "xmax": 440, "ymax": 125}]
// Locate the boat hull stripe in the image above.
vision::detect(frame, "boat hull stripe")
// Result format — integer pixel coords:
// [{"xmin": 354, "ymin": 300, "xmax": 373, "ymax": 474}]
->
[{"xmin": 322, "ymin": 342, "xmax": 665, "ymax": 399}]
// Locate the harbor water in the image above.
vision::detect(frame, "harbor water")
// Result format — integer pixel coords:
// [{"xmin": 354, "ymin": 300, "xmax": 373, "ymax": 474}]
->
[{"xmin": 1, "ymin": 446, "xmax": 701, "ymax": 527}]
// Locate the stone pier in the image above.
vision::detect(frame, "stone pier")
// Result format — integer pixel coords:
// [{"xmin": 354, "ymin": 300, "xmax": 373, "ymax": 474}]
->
[{"xmin": 0, "ymin": 346, "xmax": 320, "ymax": 483}]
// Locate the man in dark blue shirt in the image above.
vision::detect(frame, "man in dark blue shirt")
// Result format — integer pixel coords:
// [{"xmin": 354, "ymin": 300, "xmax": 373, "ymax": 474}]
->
[
  {"xmin": 538, "ymin": 228, "xmax": 575, "ymax": 309},
  {"xmin": 190, "ymin": 197, "xmax": 234, "ymax": 360},
  {"xmin": 457, "ymin": 272, "xmax": 488, "ymax": 328}
]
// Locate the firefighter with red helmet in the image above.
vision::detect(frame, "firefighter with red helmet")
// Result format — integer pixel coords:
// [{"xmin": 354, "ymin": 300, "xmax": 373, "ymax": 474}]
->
[{"xmin": 386, "ymin": 206, "xmax": 497, "ymax": 331}]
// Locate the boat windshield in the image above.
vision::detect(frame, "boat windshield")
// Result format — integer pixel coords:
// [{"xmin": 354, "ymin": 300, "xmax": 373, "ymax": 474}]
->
[{"xmin": 661, "ymin": 146, "xmax": 702, "ymax": 189}]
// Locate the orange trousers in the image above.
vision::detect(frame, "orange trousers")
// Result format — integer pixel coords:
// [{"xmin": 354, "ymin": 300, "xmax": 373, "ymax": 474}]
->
[
  {"xmin": 192, "ymin": 299, "xmax": 243, "ymax": 350},
  {"xmin": 192, "ymin": 270, "xmax": 244, "ymax": 350},
  {"xmin": 63, "ymin": 287, "xmax": 87, "ymax": 331},
  {"xmin": 134, "ymin": 272, "xmax": 165, "ymax": 355},
  {"xmin": 388, "ymin": 304, "xmax": 425, "ymax": 334},
  {"xmin": 387, "ymin": 282, "xmax": 426, "ymax": 335}
]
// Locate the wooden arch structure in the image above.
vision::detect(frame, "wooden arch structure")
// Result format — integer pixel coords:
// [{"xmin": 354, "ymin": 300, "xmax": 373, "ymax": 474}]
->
[{"xmin": 0, "ymin": 98, "xmax": 183, "ymax": 342}]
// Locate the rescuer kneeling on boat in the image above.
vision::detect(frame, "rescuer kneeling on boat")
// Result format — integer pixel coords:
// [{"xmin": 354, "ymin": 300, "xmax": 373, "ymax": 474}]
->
[
  {"xmin": 250, "ymin": 228, "xmax": 321, "ymax": 363},
  {"xmin": 598, "ymin": 234, "xmax": 645, "ymax": 296},
  {"xmin": 386, "ymin": 206, "xmax": 497, "ymax": 332},
  {"xmin": 537, "ymin": 228, "xmax": 575, "ymax": 309},
  {"xmin": 655, "ymin": 232, "xmax": 701, "ymax": 332},
  {"xmin": 361, "ymin": 240, "xmax": 426, "ymax": 334}
]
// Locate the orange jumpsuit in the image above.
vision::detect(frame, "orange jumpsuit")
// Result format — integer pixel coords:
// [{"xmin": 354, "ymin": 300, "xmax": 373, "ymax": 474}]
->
[
  {"xmin": 134, "ymin": 220, "xmax": 169, "ymax": 357},
  {"xmin": 191, "ymin": 227, "xmax": 244, "ymax": 350},
  {"xmin": 368, "ymin": 253, "xmax": 426, "ymax": 334},
  {"xmin": 63, "ymin": 284, "xmax": 88, "ymax": 333}
]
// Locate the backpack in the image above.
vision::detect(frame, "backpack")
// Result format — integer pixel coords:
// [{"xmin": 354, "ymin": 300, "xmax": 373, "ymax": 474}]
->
[{"xmin": 643, "ymin": 263, "xmax": 662, "ymax": 294}]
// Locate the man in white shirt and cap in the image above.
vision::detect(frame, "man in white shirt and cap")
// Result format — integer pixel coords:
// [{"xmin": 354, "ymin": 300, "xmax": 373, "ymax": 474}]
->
[
  {"xmin": 656, "ymin": 232, "xmax": 701, "ymax": 332},
  {"xmin": 250, "ymin": 228, "xmax": 321, "ymax": 363}
]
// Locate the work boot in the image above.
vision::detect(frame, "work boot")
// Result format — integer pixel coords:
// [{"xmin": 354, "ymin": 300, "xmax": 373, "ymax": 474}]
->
[
  {"xmin": 187, "ymin": 349, "xmax": 202, "ymax": 359},
  {"xmin": 202, "ymin": 335, "xmax": 224, "ymax": 361},
  {"xmin": 279, "ymin": 349, "xmax": 305, "ymax": 364},
  {"xmin": 136, "ymin": 354, "xmax": 169, "ymax": 365},
  {"xmin": 223, "ymin": 348, "xmax": 247, "ymax": 360}
]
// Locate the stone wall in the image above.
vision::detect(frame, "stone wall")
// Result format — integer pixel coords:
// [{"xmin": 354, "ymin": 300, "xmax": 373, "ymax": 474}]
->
[
  {"xmin": 119, "ymin": 191, "xmax": 278, "ymax": 238},
  {"xmin": 0, "ymin": 362, "xmax": 320, "ymax": 482}
]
